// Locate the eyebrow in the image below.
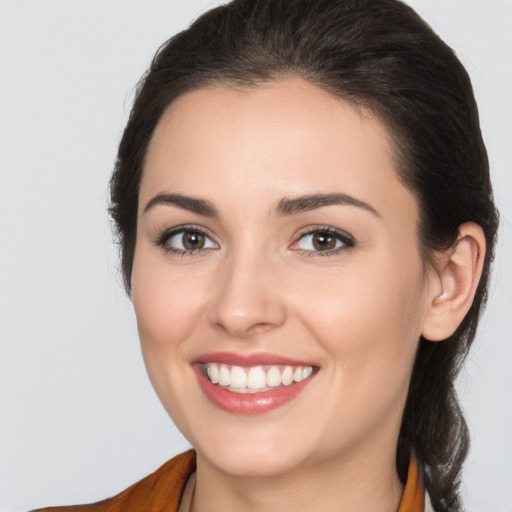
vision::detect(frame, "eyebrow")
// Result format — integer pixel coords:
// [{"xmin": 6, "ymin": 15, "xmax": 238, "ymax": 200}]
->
[
  {"xmin": 275, "ymin": 193, "xmax": 380, "ymax": 217},
  {"xmin": 143, "ymin": 193, "xmax": 218, "ymax": 217},
  {"xmin": 143, "ymin": 191, "xmax": 380, "ymax": 218}
]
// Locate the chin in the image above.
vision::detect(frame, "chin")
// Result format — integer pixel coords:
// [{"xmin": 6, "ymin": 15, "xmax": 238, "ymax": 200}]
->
[{"xmin": 198, "ymin": 439, "xmax": 312, "ymax": 478}]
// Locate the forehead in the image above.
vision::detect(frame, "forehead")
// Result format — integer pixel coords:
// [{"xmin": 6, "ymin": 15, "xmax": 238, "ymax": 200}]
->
[{"xmin": 141, "ymin": 78, "xmax": 417, "ymax": 224}]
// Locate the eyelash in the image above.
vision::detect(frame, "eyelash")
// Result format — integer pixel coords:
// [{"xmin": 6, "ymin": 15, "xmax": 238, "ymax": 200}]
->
[
  {"xmin": 153, "ymin": 225, "xmax": 355, "ymax": 258},
  {"xmin": 292, "ymin": 226, "xmax": 355, "ymax": 257},
  {"xmin": 154, "ymin": 225, "xmax": 216, "ymax": 257}
]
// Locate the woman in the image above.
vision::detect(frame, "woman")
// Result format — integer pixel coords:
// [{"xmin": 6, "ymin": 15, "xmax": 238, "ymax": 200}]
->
[{"xmin": 33, "ymin": 0, "xmax": 498, "ymax": 510}]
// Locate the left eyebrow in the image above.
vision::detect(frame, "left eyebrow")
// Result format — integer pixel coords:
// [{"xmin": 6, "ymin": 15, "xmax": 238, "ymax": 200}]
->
[
  {"xmin": 274, "ymin": 193, "xmax": 381, "ymax": 218},
  {"xmin": 143, "ymin": 193, "xmax": 219, "ymax": 217}
]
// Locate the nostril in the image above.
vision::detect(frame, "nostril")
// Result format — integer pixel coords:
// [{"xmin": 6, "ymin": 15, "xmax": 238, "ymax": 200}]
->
[
  {"xmin": 212, "ymin": 318, "xmax": 275, "ymax": 337},
  {"xmin": 206, "ymin": 263, "xmax": 288, "ymax": 336}
]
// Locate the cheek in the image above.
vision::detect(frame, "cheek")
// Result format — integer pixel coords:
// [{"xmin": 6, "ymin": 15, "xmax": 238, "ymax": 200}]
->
[
  {"xmin": 297, "ymin": 265, "xmax": 427, "ymax": 448},
  {"xmin": 131, "ymin": 247, "xmax": 208, "ymax": 367},
  {"xmin": 296, "ymin": 254, "xmax": 427, "ymax": 392},
  {"xmin": 130, "ymin": 247, "xmax": 213, "ymax": 434}
]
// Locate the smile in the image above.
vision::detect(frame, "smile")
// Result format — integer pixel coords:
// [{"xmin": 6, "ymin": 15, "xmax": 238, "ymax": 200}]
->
[
  {"xmin": 192, "ymin": 353, "xmax": 319, "ymax": 415},
  {"xmin": 203, "ymin": 363, "xmax": 315, "ymax": 393}
]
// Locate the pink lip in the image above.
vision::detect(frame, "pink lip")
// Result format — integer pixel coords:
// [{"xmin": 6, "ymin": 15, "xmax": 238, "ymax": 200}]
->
[
  {"xmin": 192, "ymin": 351, "xmax": 316, "ymax": 367},
  {"xmin": 192, "ymin": 352, "xmax": 318, "ymax": 416}
]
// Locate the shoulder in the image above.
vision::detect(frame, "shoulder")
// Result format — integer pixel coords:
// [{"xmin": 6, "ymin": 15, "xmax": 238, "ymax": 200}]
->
[{"xmin": 31, "ymin": 450, "xmax": 196, "ymax": 512}]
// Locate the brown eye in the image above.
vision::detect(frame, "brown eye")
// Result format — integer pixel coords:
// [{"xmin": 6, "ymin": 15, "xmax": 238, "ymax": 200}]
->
[
  {"xmin": 312, "ymin": 233, "xmax": 336, "ymax": 251},
  {"xmin": 162, "ymin": 228, "xmax": 217, "ymax": 254},
  {"xmin": 182, "ymin": 231, "xmax": 205, "ymax": 250},
  {"xmin": 294, "ymin": 228, "xmax": 354, "ymax": 255}
]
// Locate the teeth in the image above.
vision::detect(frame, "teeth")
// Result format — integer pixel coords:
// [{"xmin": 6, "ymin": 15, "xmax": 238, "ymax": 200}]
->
[
  {"xmin": 207, "ymin": 363, "xmax": 219, "ymax": 384},
  {"xmin": 302, "ymin": 367, "xmax": 313, "ymax": 379},
  {"xmin": 204, "ymin": 362, "xmax": 315, "ymax": 391},
  {"xmin": 281, "ymin": 366, "xmax": 293, "ymax": 386},
  {"xmin": 247, "ymin": 367, "xmax": 267, "ymax": 389},
  {"xmin": 266, "ymin": 366, "xmax": 281, "ymax": 387},
  {"xmin": 230, "ymin": 366, "xmax": 247, "ymax": 389},
  {"xmin": 219, "ymin": 365, "xmax": 230, "ymax": 386}
]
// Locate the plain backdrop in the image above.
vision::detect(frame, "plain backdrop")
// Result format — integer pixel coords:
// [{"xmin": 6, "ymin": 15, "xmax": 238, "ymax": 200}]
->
[{"xmin": 0, "ymin": 1, "xmax": 511, "ymax": 511}]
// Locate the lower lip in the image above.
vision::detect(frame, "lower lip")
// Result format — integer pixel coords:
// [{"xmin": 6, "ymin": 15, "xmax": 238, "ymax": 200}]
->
[{"xmin": 193, "ymin": 366, "xmax": 316, "ymax": 415}]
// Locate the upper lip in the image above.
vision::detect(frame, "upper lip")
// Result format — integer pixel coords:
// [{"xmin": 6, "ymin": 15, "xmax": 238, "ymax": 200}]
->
[{"xmin": 192, "ymin": 351, "xmax": 317, "ymax": 367}]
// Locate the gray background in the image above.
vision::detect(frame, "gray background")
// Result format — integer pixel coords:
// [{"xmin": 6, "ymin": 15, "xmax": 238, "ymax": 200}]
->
[{"xmin": 0, "ymin": 1, "xmax": 511, "ymax": 511}]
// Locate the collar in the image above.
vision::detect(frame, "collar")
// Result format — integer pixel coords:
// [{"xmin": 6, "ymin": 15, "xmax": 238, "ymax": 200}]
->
[{"xmin": 397, "ymin": 455, "xmax": 431, "ymax": 512}]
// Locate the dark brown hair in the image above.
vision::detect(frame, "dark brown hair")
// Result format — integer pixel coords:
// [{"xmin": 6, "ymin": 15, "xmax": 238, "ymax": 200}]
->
[{"xmin": 109, "ymin": 1, "xmax": 499, "ymax": 509}]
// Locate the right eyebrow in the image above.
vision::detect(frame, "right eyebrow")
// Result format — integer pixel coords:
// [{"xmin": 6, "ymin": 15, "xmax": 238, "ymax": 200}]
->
[
  {"xmin": 274, "ymin": 192, "xmax": 380, "ymax": 218},
  {"xmin": 143, "ymin": 193, "xmax": 219, "ymax": 217}
]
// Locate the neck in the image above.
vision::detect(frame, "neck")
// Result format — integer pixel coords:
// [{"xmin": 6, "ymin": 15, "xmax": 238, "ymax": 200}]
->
[{"xmin": 189, "ymin": 444, "xmax": 404, "ymax": 512}]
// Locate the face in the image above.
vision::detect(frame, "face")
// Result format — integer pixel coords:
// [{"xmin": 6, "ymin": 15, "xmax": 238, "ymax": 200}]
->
[{"xmin": 132, "ymin": 79, "xmax": 433, "ymax": 478}]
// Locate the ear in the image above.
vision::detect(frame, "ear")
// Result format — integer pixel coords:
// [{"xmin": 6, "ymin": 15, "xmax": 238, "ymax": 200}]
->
[{"xmin": 421, "ymin": 222, "xmax": 486, "ymax": 342}]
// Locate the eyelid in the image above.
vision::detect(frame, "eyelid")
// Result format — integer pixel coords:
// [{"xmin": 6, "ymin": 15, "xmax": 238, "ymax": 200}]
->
[
  {"xmin": 153, "ymin": 224, "xmax": 355, "ymax": 257},
  {"xmin": 289, "ymin": 225, "xmax": 355, "ymax": 256},
  {"xmin": 153, "ymin": 224, "xmax": 219, "ymax": 255}
]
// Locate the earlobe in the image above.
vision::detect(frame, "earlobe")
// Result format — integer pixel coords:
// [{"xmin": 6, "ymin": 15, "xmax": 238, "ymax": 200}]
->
[{"xmin": 421, "ymin": 222, "xmax": 486, "ymax": 342}]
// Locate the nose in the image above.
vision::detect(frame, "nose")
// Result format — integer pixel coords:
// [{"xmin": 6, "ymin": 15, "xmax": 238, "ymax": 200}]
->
[{"xmin": 207, "ymin": 250, "xmax": 287, "ymax": 338}]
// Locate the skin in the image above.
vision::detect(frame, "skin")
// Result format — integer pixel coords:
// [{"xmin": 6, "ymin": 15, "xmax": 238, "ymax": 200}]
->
[{"xmin": 131, "ymin": 78, "xmax": 484, "ymax": 511}]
